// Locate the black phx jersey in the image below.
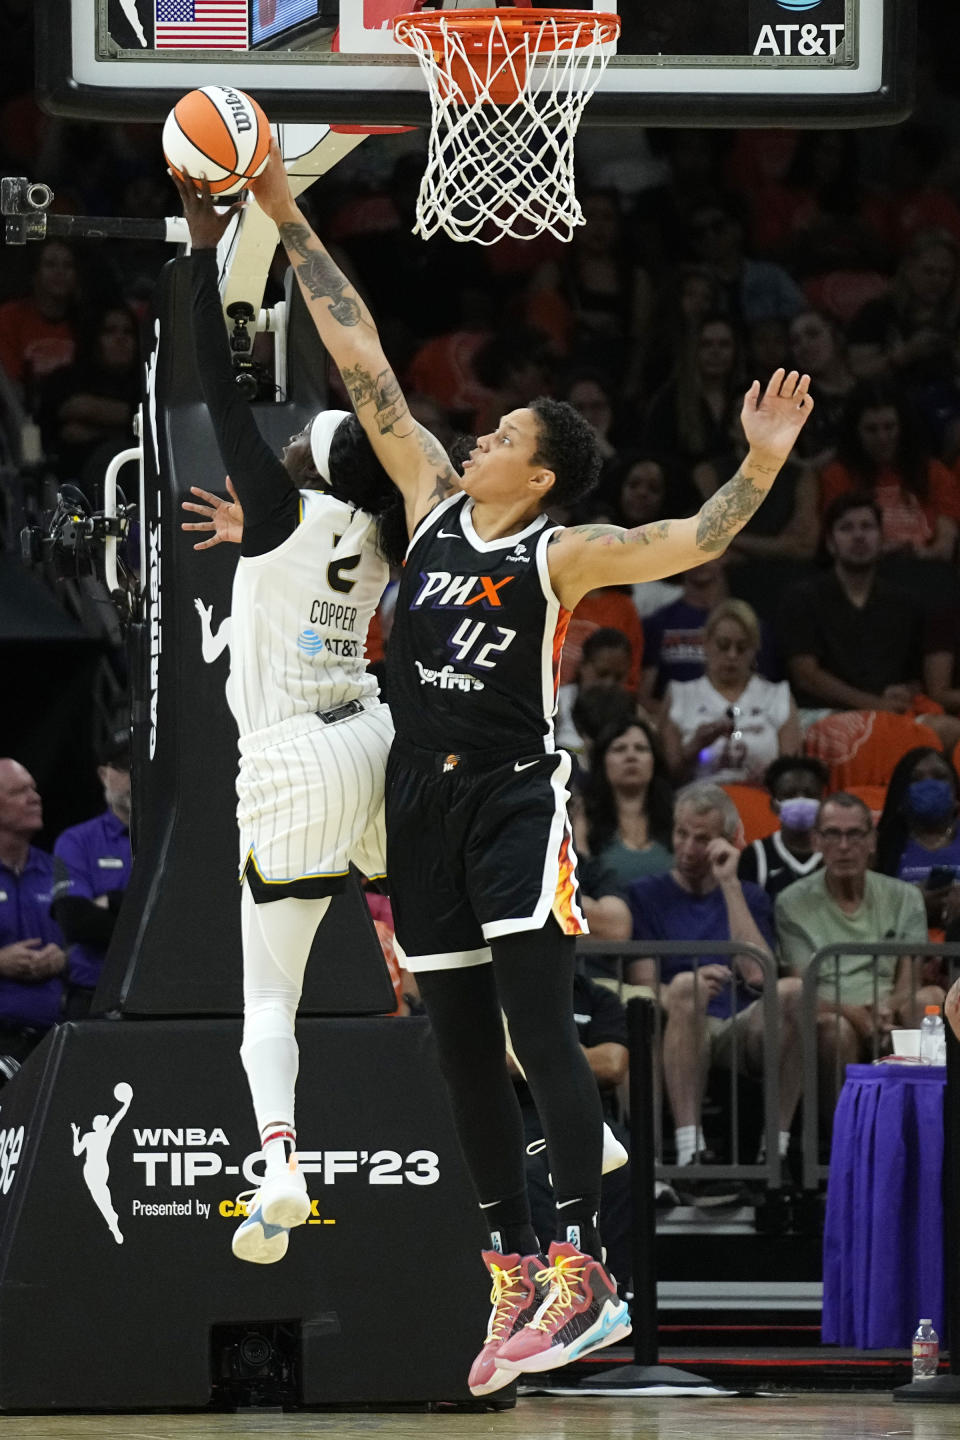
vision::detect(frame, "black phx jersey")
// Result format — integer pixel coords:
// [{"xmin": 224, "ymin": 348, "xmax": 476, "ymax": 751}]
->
[{"xmin": 387, "ymin": 495, "xmax": 570, "ymax": 754}]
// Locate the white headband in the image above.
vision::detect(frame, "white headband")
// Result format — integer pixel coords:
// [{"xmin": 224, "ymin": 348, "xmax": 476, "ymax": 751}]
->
[{"xmin": 309, "ymin": 408, "xmax": 352, "ymax": 482}]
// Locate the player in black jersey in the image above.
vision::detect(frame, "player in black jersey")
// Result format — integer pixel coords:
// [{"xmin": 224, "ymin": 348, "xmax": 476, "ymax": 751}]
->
[{"xmin": 250, "ymin": 143, "xmax": 814, "ymax": 1391}]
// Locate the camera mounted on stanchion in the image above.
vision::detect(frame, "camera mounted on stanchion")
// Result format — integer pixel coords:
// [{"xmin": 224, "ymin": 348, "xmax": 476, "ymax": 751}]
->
[
  {"xmin": 227, "ymin": 300, "xmax": 273, "ymax": 402},
  {"xmin": 21, "ymin": 483, "xmax": 135, "ymax": 583},
  {"xmin": 1, "ymin": 176, "xmax": 54, "ymax": 244}
]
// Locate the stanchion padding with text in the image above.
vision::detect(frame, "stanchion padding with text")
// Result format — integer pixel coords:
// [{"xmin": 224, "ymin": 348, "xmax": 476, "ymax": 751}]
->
[{"xmin": 0, "ymin": 1019, "xmax": 488, "ymax": 1409}]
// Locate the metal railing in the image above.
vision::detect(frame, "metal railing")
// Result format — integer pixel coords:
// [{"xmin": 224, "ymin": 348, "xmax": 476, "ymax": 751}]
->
[
  {"xmin": 800, "ymin": 941, "xmax": 960, "ymax": 1191},
  {"xmin": 577, "ymin": 938, "xmax": 784, "ymax": 1190}
]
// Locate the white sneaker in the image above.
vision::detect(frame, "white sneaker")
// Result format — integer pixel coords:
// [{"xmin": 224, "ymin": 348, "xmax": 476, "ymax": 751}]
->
[
  {"xmin": 230, "ymin": 1159, "xmax": 311, "ymax": 1266},
  {"xmin": 260, "ymin": 1157, "xmax": 311, "ymax": 1229},
  {"xmin": 231, "ymin": 1193, "xmax": 290, "ymax": 1265}
]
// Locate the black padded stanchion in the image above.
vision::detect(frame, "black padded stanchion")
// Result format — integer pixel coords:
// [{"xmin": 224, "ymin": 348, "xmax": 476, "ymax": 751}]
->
[
  {"xmin": 0, "ymin": 256, "xmax": 500, "ymax": 1410},
  {"xmin": 588, "ymin": 997, "xmax": 720, "ymax": 1395},
  {"xmin": 97, "ymin": 256, "xmax": 395, "ymax": 1019},
  {"xmin": 894, "ymin": 1016, "xmax": 960, "ymax": 1401},
  {"xmin": 0, "ymin": 1018, "xmax": 491, "ymax": 1409}
]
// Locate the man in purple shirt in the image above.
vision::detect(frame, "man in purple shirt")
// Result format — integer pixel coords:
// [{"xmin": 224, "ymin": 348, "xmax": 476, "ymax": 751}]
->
[
  {"xmin": 52, "ymin": 735, "xmax": 132, "ymax": 1018},
  {"xmin": 603, "ymin": 781, "xmax": 802, "ymax": 1205},
  {"xmin": 0, "ymin": 758, "xmax": 66, "ymax": 1065}
]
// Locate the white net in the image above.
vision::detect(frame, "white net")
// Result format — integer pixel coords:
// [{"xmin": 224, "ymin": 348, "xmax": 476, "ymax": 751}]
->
[{"xmin": 394, "ymin": 11, "xmax": 618, "ymax": 245}]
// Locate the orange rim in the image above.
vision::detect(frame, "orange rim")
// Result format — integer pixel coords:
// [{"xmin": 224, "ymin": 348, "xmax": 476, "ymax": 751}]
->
[{"xmin": 393, "ymin": 8, "xmax": 621, "ymax": 53}]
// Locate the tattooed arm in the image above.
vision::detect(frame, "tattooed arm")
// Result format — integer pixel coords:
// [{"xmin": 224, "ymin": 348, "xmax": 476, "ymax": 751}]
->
[
  {"xmin": 250, "ymin": 141, "xmax": 459, "ymax": 535},
  {"xmin": 547, "ymin": 369, "xmax": 813, "ymax": 610}
]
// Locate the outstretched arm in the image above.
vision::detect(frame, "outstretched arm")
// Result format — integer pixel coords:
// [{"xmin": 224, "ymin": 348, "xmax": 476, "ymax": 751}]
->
[
  {"xmin": 108, "ymin": 1092, "xmax": 133, "ymax": 1136},
  {"xmin": 171, "ymin": 172, "xmax": 301, "ymax": 558},
  {"xmin": 181, "ymin": 479, "xmax": 244, "ymax": 550},
  {"xmin": 548, "ymin": 369, "xmax": 813, "ymax": 610},
  {"xmin": 250, "ymin": 141, "xmax": 459, "ymax": 537}
]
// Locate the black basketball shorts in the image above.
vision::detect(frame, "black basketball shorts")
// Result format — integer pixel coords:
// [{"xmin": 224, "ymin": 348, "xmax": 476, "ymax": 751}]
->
[{"xmin": 384, "ymin": 738, "xmax": 587, "ymax": 972}]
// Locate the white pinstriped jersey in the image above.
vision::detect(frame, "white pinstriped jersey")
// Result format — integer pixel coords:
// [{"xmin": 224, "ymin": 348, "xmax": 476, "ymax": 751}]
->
[{"xmin": 226, "ymin": 489, "xmax": 388, "ymax": 740}]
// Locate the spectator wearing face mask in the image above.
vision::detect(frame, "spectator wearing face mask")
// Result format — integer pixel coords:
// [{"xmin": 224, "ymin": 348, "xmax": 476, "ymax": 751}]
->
[
  {"xmin": 738, "ymin": 756, "xmax": 829, "ymax": 900},
  {"xmin": 875, "ymin": 746, "xmax": 960, "ymax": 938}
]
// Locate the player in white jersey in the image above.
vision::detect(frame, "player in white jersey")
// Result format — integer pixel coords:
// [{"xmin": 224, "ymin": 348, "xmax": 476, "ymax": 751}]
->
[{"xmin": 175, "ymin": 172, "xmax": 406, "ymax": 1266}]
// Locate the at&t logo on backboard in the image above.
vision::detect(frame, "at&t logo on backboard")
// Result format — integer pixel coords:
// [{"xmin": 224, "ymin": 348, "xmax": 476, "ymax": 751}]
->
[{"xmin": 751, "ymin": 0, "xmax": 845, "ymax": 56}]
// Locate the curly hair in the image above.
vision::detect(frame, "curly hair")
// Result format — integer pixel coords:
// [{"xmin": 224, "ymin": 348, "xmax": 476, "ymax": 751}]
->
[
  {"xmin": 325, "ymin": 415, "xmax": 408, "ymax": 567},
  {"xmin": 763, "ymin": 754, "xmax": 829, "ymax": 797},
  {"xmin": 528, "ymin": 396, "xmax": 603, "ymax": 510}
]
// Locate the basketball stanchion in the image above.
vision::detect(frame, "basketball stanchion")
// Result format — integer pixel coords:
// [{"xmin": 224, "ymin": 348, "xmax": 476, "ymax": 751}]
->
[
  {"xmin": 586, "ymin": 997, "xmax": 728, "ymax": 1397},
  {"xmin": 894, "ymin": 1012, "xmax": 960, "ymax": 1402}
]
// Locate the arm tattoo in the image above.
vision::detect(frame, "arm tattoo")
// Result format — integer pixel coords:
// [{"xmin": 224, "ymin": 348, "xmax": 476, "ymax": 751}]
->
[
  {"xmin": 695, "ymin": 467, "xmax": 768, "ymax": 552},
  {"xmin": 341, "ymin": 363, "xmax": 414, "ymax": 438},
  {"xmin": 558, "ymin": 519, "xmax": 673, "ymax": 547},
  {"xmin": 416, "ymin": 425, "xmax": 459, "ymax": 500},
  {"xmin": 278, "ymin": 221, "xmax": 365, "ymax": 328}
]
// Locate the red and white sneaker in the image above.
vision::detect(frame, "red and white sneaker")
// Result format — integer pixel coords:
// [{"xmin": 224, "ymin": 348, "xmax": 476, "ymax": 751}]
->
[
  {"xmin": 494, "ymin": 1241, "xmax": 631, "ymax": 1375},
  {"xmin": 468, "ymin": 1251, "xmax": 551, "ymax": 1396}
]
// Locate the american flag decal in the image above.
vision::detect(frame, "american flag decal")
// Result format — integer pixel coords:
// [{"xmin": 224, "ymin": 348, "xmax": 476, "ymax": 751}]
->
[{"xmin": 155, "ymin": 0, "xmax": 250, "ymax": 50}]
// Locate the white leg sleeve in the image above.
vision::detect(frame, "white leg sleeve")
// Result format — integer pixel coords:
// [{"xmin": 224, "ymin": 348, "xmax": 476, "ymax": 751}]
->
[{"xmin": 239, "ymin": 883, "xmax": 330, "ymax": 1138}]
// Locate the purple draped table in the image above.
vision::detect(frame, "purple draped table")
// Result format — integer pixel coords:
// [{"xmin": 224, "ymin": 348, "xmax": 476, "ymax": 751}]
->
[{"xmin": 822, "ymin": 1062, "xmax": 945, "ymax": 1349}]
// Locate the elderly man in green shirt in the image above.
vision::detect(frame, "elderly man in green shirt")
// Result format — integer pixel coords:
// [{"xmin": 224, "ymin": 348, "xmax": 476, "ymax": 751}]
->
[{"xmin": 776, "ymin": 792, "xmax": 943, "ymax": 1125}]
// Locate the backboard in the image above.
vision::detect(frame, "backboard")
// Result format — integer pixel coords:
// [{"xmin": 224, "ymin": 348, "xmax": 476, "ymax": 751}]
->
[{"xmin": 39, "ymin": 0, "xmax": 915, "ymax": 128}]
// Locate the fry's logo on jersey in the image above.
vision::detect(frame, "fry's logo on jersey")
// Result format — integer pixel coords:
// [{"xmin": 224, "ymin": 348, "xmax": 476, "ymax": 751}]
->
[
  {"xmin": 415, "ymin": 661, "xmax": 485, "ymax": 692},
  {"xmin": 412, "ymin": 572, "xmax": 516, "ymax": 610}
]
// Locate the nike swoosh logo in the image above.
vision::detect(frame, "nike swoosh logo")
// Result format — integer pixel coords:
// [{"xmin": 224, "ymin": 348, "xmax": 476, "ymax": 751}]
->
[
  {"xmin": 437, "ymin": 530, "xmax": 460, "ymax": 539},
  {"xmin": 514, "ymin": 760, "xmax": 539, "ymax": 772},
  {"xmin": 555, "ymin": 1197, "xmax": 581, "ymax": 1209}
]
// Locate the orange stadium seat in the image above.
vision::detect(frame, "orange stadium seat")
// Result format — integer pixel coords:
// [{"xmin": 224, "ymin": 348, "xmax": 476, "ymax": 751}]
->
[
  {"xmin": 803, "ymin": 711, "xmax": 942, "ymax": 791},
  {"xmin": 722, "ymin": 784, "xmax": 778, "ymax": 847},
  {"xmin": 842, "ymin": 783, "xmax": 889, "ymax": 823}
]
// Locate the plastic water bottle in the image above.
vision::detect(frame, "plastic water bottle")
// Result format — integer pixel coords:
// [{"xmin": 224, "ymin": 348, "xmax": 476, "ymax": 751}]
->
[
  {"xmin": 912, "ymin": 1318, "xmax": 939, "ymax": 1380},
  {"xmin": 919, "ymin": 1006, "xmax": 946, "ymax": 1065}
]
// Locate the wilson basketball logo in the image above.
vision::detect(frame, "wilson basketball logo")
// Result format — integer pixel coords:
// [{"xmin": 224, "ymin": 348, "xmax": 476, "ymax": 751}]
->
[{"xmin": 162, "ymin": 85, "xmax": 271, "ymax": 196}]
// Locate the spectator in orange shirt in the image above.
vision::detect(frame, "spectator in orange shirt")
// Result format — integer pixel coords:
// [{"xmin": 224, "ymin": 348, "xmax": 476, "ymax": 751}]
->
[
  {"xmin": 558, "ymin": 589, "xmax": 644, "ymax": 692},
  {"xmin": 818, "ymin": 381, "xmax": 960, "ymax": 562},
  {"xmin": 0, "ymin": 239, "xmax": 79, "ymax": 404},
  {"xmin": 404, "ymin": 284, "xmax": 493, "ymax": 430}
]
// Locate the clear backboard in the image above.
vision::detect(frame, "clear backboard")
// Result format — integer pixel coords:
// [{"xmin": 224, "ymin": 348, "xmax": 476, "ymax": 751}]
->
[{"xmin": 39, "ymin": 0, "xmax": 914, "ymax": 128}]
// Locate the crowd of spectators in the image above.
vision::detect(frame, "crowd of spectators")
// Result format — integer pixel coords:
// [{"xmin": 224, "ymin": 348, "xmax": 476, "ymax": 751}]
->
[{"xmin": 4, "ymin": 9, "xmax": 960, "ymax": 1233}]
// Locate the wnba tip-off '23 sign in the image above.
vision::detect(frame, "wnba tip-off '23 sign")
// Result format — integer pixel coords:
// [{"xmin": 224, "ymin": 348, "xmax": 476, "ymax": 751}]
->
[{"xmin": 750, "ymin": 0, "xmax": 847, "ymax": 57}]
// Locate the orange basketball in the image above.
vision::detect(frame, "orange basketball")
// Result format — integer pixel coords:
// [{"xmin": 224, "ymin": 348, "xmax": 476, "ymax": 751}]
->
[{"xmin": 162, "ymin": 86, "xmax": 271, "ymax": 197}]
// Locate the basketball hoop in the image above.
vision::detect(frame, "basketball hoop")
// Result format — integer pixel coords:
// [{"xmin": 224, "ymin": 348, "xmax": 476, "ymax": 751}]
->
[{"xmin": 392, "ymin": 6, "xmax": 621, "ymax": 245}]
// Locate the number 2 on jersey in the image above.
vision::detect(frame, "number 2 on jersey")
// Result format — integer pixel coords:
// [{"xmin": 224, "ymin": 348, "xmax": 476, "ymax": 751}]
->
[{"xmin": 448, "ymin": 618, "xmax": 517, "ymax": 669}]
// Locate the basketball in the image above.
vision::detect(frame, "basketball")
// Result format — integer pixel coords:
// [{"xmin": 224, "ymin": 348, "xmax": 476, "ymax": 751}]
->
[
  {"xmin": 113, "ymin": 1081, "xmax": 133, "ymax": 1103},
  {"xmin": 162, "ymin": 86, "xmax": 271, "ymax": 197}
]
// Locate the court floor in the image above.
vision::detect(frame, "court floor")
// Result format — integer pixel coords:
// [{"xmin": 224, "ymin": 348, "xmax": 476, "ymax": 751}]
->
[{"xmin": 5, "ymin": 1394, "xmax": 960, "ymax": 1440}]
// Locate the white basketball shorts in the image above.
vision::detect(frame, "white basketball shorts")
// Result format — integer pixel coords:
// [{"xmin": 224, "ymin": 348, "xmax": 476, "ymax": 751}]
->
[{"xmin": 236, "ymin": 701, "xmax": 393, "ymax": 900}]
